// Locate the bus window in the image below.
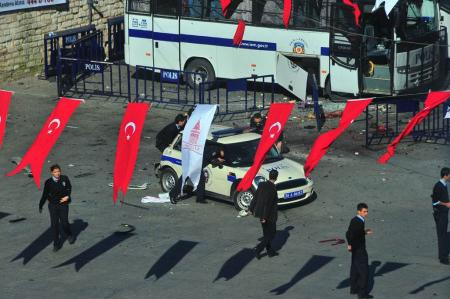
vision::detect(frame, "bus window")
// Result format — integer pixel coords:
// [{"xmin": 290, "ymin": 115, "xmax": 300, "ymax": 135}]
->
[
  {"xmin": 154, "ymin": 0, "xmax": 179, "ymax": 16},
  {"xmin": 228, "ymin": 0, "xmax": 252, "ymax": 22},
  {"xmin": 203, "ymin": 0, "xmax": 226, "ymax": 20},
  {"xmin": 400, "ymin": 0, "xmax": 439, "ymax": 38},
  {"xmin": 292, "ymin": 0, "xmax": 320, "ymax": 29},
  {"xmin": 128, "ymin": 0, "xmax": 151, "ymax": 14},
  {"xmin": 182, "ymin": 0, "xmax": 203, "ymax": 18},
  {"xmin": 260, "ymin": 0, "xmax": 285, "ymax": 26}
]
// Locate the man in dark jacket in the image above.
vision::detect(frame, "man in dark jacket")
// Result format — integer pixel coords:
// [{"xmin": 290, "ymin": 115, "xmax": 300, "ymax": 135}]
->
[
  {"xmin": 155, "ymin": 114, "xmax": 186, "ymax": 152},
  {"xmin": 431, "ymin": 167, "xmax": 450, "ymax": 265},
  {"xmin": 250, "ymin": 169, "xmax": 279, "ymax": 259},
  {"xmin": 346, "ymin": 203, "xmax": 373, "ymax": 299},
  {"xmin": 39, "ymin": 164, "xmax": 75, "ymax": 252}
]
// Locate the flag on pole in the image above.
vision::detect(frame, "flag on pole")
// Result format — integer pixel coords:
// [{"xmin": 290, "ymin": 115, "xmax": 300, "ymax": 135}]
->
[
  {"xmin": 7, "ymin": 97, "xmax": 83, "ymax": 188},
  {"xmin": 181, "ymin": 104, "xmax": 217, "ymax": 192},
  {"xmin": 220, "ymin": 0, "xmax": 232, "ymax": 16},
  {"xmin": 113, "ymin": 102, "xmax": 150, "ymax": 202},
  {"xmin": 343, "ymin": 0, "xmax": 361, "ymax": 26},
  {"xmin": 233, "ymin": 20, "xmax": 246, "ymax": 46},
  {"xmin": 0, "ymin": 90, "xmax": 13, "ymax": 149},
  {"xmin": 283, "ymin": 0, "xmax": 292, "ymax": 28},
  {"xmin": 304, "ymin": 98, "xmax": 373, "ymax": 177},
  {"xmin": 378, "ymin": 91, "xmax": 450, "ymax": 164},
  {"xmin": 372, "ymin": 0, "xmax": 399, "ymax": 17},
  {"xmin": 237, "ymin": 103, "xmax": 294, "ymax": 191}
]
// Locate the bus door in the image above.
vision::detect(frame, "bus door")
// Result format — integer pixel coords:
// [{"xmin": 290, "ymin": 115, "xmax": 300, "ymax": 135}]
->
[
  {"xmin": 276, "ymin": 54, "xmax": 308, "ymax": 101},
  {"xmin": 329, "ymin": 3, "xmax": 360, "ymax": 95},
  {"xmin": 152, "ymin": 1, "xmax": 181, "ymax": 71}
]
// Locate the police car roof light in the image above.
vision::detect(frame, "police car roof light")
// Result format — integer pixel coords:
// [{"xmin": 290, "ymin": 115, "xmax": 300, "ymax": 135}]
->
[{"xmin": 211, "ymin": 128, "xmax": 243, "ymax": 137}]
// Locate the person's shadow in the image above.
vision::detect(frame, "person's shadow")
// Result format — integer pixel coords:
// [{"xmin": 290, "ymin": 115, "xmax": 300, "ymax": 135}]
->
[
  {"xmin": 214, "ymin": 248, "xmax": 255, "ymax": 282},
  {"xmin": 409, "ymin": 276, "xmax": 450, "ymax": 294},
  {"xmin": 11, "ymin": 219, "xmax": 88, "ymax": 265},
  {"xmin": 270, "ymin": 255, "xmax": 334, "ymax": 295},
  {"xmin": 271, "ymin": 226, "xmax": 294, "ymax": 251},
  {"xmin": 55, "ymin": 229, "xmax": 135, "ymax": 272},
  {"xmin": 145, "ymin": 240, "xmax": 198, "ymax": 280},
  {"xmin": 336, "ymin": 261, "xmax": 409, "ymax": 293},
  {"xmin": 0, "ymin": 212, "xmax": 10, "ymax": 220}
]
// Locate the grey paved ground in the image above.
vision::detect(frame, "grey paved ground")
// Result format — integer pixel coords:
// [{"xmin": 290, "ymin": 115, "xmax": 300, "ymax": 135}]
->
[{"xmin": 0, "ymin": 77, "xmax": 449, "ymax": 299}]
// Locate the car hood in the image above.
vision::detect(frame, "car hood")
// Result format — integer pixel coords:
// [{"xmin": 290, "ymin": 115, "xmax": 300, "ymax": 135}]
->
[{"xmin": 235, "ymin": 158, "xmax": 306, "ymax": 181}]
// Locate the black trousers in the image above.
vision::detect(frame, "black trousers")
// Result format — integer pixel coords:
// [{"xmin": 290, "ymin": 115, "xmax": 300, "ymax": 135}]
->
[
  {"xmin": 256, "ymin": 221, "xmax": 276, "ymax": 252},
  {"xmin": 48, "ymin": 203, "xmax": 72, "ymax": 246},
  {"xmin": 433, "ymin": 211, "xmax": 449, "ymax": 260},
  {"xmin": 350, "ymin": 248, "xmax": 369, "ymax": 296}
]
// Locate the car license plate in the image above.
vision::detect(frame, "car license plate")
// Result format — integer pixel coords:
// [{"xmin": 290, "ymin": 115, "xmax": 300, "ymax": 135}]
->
[{"xmin": 284, "ymin": 190, "xmax": 303, "ymax": 199}]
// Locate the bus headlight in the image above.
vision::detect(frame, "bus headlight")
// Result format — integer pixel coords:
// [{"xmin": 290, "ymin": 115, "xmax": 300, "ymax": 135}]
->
[{"xmin": 253, "ymin": 176, "xmax": 266, "ymax": 186}]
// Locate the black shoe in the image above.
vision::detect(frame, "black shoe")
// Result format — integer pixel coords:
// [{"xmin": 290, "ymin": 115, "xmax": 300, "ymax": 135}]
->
[
  {"xmin": 196, "ymin": 200, "xmax": 207, "ymax": 204},
  {"xmin": 358, "ymin": 294, "xmax": 374, "ymax": 299},
  {"xmin": 267, "ymin": 250, "xmax": 279, "ymax": 257},
  {"xmin": 350, "ymin": 290, "xmax": 358, "ymax": 295},
  {"xmin": 170, "ymin": 196, "xmax": 177, "ymax": 204},
  {"xmin": 53, "ymin": 244, "xmax": 61, "ymax": 252},
  {"xmin": 254, "ymin": 247, "xmax": 263, "ymax": 260},
  {"xmin": 439, "ymin": 259, "xmax": 450, "ymax": 265},
  {"xmin": 68, "ymin": 235, "xmax": 76, "ymax": 244}
]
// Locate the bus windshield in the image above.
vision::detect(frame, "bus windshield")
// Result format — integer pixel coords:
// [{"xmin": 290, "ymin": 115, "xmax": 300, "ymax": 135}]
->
[{"xmin": 401, "ymin": 0, "xmax": 439, "ymax": 38}]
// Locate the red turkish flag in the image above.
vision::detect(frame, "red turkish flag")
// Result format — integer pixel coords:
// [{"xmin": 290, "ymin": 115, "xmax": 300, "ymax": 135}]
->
[
  {"xmin": 0, "ymin": 90, "xmax": 13, "ymax": 149},
  {"xmin": 378, "ymin": 91, "xmax": 450, "ymax": 164},
  {"xmin": 7, "ymin": 97, "xmax": 83, "ymax": 188},
  {"xmin": 237, "ymin": 103, "xmax": 294, "ymax": 191},
  {"xmin": 304, "ymin": 98, "xmax": 372, "ymax": 177},
  {"xmin": 284, "ymin": 0, "xmax": 292, "ymax": 28},
  {"xmin": 220, "ymin": 0, "xmax": 232, "ymax": 16},
  {"xmin": 113, "ymin": 102, "xmax": 150, "ymax": 202},
  {"xmin": 343, "ymin": 0, "xmax": 361, "ymax": 26},
  {"xmin": 233, "ymin": 20, "xmax": 246, "ymax": 46}
]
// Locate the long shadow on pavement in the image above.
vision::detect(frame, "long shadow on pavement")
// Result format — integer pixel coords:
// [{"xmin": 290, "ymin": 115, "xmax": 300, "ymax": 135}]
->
[
  {"xmin": 336, "ymin": 261, "xmax": 409, "ymax": 293},
  {"xmin": 272, "ymin": 226, "xmax": 294, "ymax": 251},
  {"xmin": 214, "ymin": 248, "xmax": 255, "ymax": 282},
  {"xmin": 11, "ymin": 219, "xmax": 88, "ymax": 265},
  {"xmin": 270, "ymin": 255, "xmax": 334, "ymax": 295},
  {"xmin": 54, "ymin": 230, "xmax": 134, "ymax": 272},
  {"xmin": 145, "ymin": 240, "xmax": 198, "ymax": 280},
  {"xmin": 0, "ymin": 212, "xmax": 10, "ymax": 220},
  {"xmin": 409, "ymin": 276, "xmax": 450, "ymax": 294}
]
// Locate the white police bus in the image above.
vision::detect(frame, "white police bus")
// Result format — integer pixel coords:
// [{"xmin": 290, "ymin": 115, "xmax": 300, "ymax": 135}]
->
[{"xmin": 124, "ymin": 0, "xmax": 446, "ymax": 100}]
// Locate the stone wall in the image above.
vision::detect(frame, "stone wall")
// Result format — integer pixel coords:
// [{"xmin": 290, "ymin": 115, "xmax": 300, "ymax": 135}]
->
[{"xmin": 0, "ymin": 0, "xmax": 125, "ymax": 82}]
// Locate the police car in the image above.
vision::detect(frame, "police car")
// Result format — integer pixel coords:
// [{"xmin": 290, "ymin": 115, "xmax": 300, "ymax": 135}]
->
[{"xmin": 155, "ymin": 125, "xmax": 314, "ymax": 211}]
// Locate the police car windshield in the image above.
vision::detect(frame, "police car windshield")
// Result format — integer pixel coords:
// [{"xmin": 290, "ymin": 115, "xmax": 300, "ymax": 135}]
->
[{"xmin": 225, "ymin": 139, "xmax": 283, "ymax": 167}]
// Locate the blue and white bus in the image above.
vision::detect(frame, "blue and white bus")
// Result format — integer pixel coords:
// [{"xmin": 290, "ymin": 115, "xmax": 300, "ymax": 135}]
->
[{"xmin": 124, "ymin": 0, "xmax": 446, "ymax": 100}]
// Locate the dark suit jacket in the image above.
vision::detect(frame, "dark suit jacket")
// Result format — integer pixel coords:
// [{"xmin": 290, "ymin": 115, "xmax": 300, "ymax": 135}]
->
[
  {"xmin": 250, "ymin": 181, "xmax": 278, "ymax": 223},
  {"xmin": 155, "ymin": 123, "xmax": 181, "ymax": 152},
  {"xmin": 346, "ymin": 216, "xmax": 366, "ymax": 251},
  {"xmin": 432, "ymin": 181, "xmax": 449, "ymax": 213},
  {"xmin": 39, "ymin": 175, "xmax": 72, "ymax": 209}
]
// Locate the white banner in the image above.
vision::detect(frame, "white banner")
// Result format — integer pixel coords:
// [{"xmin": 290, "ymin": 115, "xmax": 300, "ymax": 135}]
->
[
  {"xmin": 0, "ymin": 0, "xmax": 67, "ymax": 13},
  {"xmin": 445, "ymin": 105, "xmax": 450, "ymax": 119},
  {"xmin": 181, "ymin": 105, "xmax": 217, "ymax": 192}
]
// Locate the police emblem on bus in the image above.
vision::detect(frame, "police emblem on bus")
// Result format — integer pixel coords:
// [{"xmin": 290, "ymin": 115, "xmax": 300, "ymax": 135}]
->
[{"xmin": 293, "ymin": 41, "xmax": 305, "ymax": 54}]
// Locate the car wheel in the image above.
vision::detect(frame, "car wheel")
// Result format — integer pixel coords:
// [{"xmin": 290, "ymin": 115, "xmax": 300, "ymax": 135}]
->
[
  {"xmin": 232, "ymin": 189, "xmax": 255, "ymax": 211},
  {"xmin": 185, "ymin": 58, "xmax": 216, "ymax": 90},
  {"xmin": 160, "ymin": 168, "xmax": 178, "ymax": 193}
]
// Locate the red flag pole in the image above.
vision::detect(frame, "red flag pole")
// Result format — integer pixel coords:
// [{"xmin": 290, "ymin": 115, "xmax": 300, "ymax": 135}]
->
[{"xmin": 0, "ymin": 90, "xmax": 13, "ymax": 149}]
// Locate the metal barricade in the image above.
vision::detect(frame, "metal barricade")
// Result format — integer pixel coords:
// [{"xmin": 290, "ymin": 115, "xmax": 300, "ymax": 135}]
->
[
  {"xmin": 57, "ymin": 55, "xmax": 131, "ymax": 101},
  {"xmin": 134, "ymin": 66, "xmax": 204, "ymax": 106},
  {"xmin": 365, "ymin": 95, "xmax": 450, "ymax": 146},
  {"xmin": 199, "ymin": 75, "xmax": 275, "ymax": 116},
  {"xmin": 107, "ymin": 16, "xmax": 125, "ymax": 61},
  {"xmin": 43, "ymin": 25, "xmax": 96, "ymax": 78}
]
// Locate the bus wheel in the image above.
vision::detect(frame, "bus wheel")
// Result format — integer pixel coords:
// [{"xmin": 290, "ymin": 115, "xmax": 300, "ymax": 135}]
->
[{"xmin": 185, "ymin": 58, "xmax": 216, "ymax": 90}]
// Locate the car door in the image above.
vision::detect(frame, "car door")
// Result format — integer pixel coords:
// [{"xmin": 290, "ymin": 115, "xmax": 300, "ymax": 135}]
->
[{"xmin": 203, "ymin": 142, "xmax": 234, "ymax": 198}]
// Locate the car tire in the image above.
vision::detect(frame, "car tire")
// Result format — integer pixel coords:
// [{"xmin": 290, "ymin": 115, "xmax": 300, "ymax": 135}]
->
[
  {"xmin": 232, "ymin": 188, "xmax": 255, "ymax": 211},
  {"xmin": 185, "ymin": 58, "xmax": 216, "ymax": 90},
  {"xmin": 160, "ymin": 167, "xmax": 178, "ymax": 193}
]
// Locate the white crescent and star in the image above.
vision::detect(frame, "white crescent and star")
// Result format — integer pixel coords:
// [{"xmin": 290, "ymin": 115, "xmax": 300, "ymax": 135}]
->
[
  {"xmin": 269, "ymin": 122, "xmax": 282, "ymax": 138},
  {"xmin": 47, "ymin": 118, "xmax": 61, "ymax": 134},
  {"xmin": 124, "ymin": 122, "xmax": 136, "ymax": 141}
]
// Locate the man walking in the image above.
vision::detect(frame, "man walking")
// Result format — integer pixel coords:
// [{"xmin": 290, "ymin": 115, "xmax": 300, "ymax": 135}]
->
[
  {"xmin": 346, "ymin": 203, "xmax": 373, "ymax": 299},
  {"xmin": 155, "ymin": 114, "xmax": 186, "ymax": 153},
  {"xmin": 250, "ymin": 169, "xmax": 279, "ymax": 259},
  {"xmin": 39, "ymin": 164, "xmax": 75, "ymax": 252},
  {"xmin": 431, "ymin": 167, "xmax": 450, "ymax": 265}
]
